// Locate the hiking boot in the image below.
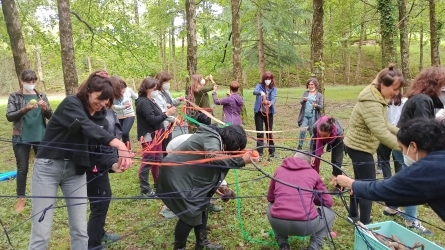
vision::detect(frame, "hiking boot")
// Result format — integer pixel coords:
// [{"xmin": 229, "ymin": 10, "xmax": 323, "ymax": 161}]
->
[
  {"xmin": 15, "ymin": 197, "xmax": 25, "ymax": 213},
  {"xmin": 101, "ymin": 232, "xmax": 119, "ymax": 242},
  {"xmin": 195, "ymin": 229, "xmax": 223, "ymax": 250},
  {"xmin": 208, "ymin": 203, "xmax": 222, "ymax": 213},
  {"xmin": 406, "ymin": 220, "xmax": 434, "ymax": 236},
  {"xmin": 279, "ymin": 243, "xmax": 290, "ymax": 250},
  {"xmin": 383, "ymin": 207, "xmax": 401, "ymax": 216}
]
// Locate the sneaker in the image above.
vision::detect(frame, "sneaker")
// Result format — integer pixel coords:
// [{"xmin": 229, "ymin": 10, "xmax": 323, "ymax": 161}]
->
[
  {"xmin": 101, "ymin": 232, "xmax": 119, "ymax": 242},
  {"xmin": 279, "ymin": 243, "xmax": 290, "ymax": 250},
  {"xmin": 208, "ymin": 203, "xmax": 223, "ymax": 212},
  {"xmin": 141, "ymin": 190, "xmax": 156, "ymax": 198},
  {"xmin": 383, "ymin": 207, "xmax": 401, "ymax": 216},
  {"xmin": 15, "ymin": 197, "xmax": 25, "ymax": 213},
  {"xmin": 406, "ymin": 220, "xmax": 434, "ymax": 236}
]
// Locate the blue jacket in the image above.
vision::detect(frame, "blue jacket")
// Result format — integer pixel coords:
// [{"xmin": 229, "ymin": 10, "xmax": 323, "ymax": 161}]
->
[
  {"xmin": 352, "ymin": 150, "xmax": 445, "ymax": 222},
  {"xmin": 253, "ymin": 83, "xmax": 277, "ymax": 115}
]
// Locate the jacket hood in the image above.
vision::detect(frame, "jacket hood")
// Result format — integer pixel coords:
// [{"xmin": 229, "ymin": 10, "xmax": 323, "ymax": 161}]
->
[
  {"xmin": 89, "ymin": 107, "xmax": 108, "ymax": 120},
  {"xmin": 357, "ymin": 83, "xmax": 388, "ymax": 106},
  {"xmin": 281, "ymin": 157, "xmax": 313, "ymax": 171},
  {"xmin": 232, "ymin": 93, "xmax": 244, "ymax": 106}
]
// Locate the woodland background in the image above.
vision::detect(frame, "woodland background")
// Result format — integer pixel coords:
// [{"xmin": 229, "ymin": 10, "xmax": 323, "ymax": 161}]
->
[{"xmin": 1, "ymin": 0, "xmax": 445, "ymax": 95}]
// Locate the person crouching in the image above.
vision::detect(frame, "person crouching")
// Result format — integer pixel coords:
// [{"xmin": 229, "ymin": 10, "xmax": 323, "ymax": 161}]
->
[{"xmin": 266, "ymin": 152, "xmax": 335, "ymax": 250}]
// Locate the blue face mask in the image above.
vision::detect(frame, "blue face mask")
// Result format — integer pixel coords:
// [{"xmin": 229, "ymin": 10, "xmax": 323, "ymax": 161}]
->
[{"xmin": 403, "ymin": 144, "xmax": 417, "ymax": 166}]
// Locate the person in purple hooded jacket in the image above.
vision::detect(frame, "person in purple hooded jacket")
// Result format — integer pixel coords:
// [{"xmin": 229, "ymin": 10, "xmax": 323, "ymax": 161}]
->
[
  {"xmin": 266, "ymin": 152, "xmax": 335, "ymax": 250},
  {"xmin": 212, "ymin": 81, "xmax": 244, "ymax": 125}
]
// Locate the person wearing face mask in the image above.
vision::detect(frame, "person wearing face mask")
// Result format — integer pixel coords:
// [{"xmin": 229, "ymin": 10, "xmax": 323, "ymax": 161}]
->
[
  {"xmin": 112, "ymin": 78, "xmax": 137, "ymax": 149},
  {"xmin": 154, "ymin": 71, "xmax": 184, "ymax": 157},
  {"xmin": 156, "ymin": 124, "xmax": 259, "ymax": 250},
  {"xmin": 297, "ymin": 78, "xmax": 324, "ymax": 150},
  {"xmin": 6, "ymin": 69, "xmax": 53, "ymax": 213},
  {"xmin": 335, "ymin": 117, "xmax": 445, "ymax": 223},
  {"xmin": 136, "ymin": 77, "xmax": 176, "ymax": 196},
  {"xmin": 186, "ymin": 74, "xmax": 216, "ymax": 129},
  {"xmin": 253, "ymin": 71, "xmax": 277, "ymax": 162},
  {"xmin": 343, "ymin": 64, "xmax": 404, "ymax": 225},
  {"xmin": 385, "ymin": 67, "xmax": 445, "ymax": 235}
]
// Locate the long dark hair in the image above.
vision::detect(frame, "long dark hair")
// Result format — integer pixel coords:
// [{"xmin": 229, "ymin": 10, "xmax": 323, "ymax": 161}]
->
[
  {"xmin": 77, "ymin": 70, "xmax": 114, "ymax": 109},
  {"xmin": 261, "ymin": 71, "xmax": 276, "ymax": 88}
]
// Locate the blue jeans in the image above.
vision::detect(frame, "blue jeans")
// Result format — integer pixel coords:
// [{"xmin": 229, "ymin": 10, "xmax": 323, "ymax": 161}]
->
[
  {"xmin": 392, "ymin": 150, "xmax": 417, "ymax": 223},
  {"xmin": 29, "ymin": 159, "xmax": 88, "ymax": 250},
  {"xmin": 298, "ymin": 116, "xmax": 315, "ymax": 148}
]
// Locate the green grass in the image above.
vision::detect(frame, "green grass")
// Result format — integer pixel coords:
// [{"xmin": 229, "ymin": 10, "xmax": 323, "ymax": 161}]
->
[{"xmin": 0, "ymin": 86, "xmax": 444, "ymax": 249}]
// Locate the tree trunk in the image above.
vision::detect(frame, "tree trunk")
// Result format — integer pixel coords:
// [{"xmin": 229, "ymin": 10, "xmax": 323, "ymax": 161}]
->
[
  {"xmin": 171, "ymin": 20, "xmax": 177, "ymax": 89},
  {"xmin": 185, "ymin": 0, "xmax": 197, "ymax": 76},
  {"xmin": 398, "ymin": 0, "xmax": 411, "ymax": 81},
  {"xmin": 377, "ymin": 0, "xmax": 396, "ymax": 68},
  {"xmin": 429, "ymin": 0, "xmax": 440, "ymax": 66},
  {"xmin": 134, "ymin": 0, "xmax": 139, "ymax": 26},
  {"xmin": 257, "ymin": 9, "xmax": 265, "ymax": 77},
  {"xmin": 58, "ymin": 0, "xmax": 78, "ymax": 95},
  {"xmin": 1, "ymin": 0, "xmax": 30, "ymax": 87},
  {"xmin": 87, "ymin": 56, "xmax": 92, "ymax": 73},
  {"xmin": 35, "ymin": 47, "xmax": 46, "ymax": 91},
  {"xmin": 419, "ymin": 24, "xmax": 424, "ymax": 71},
  {"xmin": 231, "ymin": 0, "xmax": 247, "ymax": 122},
  {"xmin": 311, "ymin": 0, "xmax": 324, "ymax": 100},
  {"xmin": 355, "ymin": 22, "xmax": 365, "ymax": 81}
]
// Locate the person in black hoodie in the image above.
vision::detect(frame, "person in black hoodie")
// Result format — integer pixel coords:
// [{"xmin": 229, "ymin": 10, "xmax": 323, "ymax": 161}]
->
[
  {"xmin": 86, "ymin": 76, "xmax": 126, "ymax": 249},
  {"xmin": 136, "ymin": 77, "xmax": 176, "ymax": 196},
  {"xmin": 29, "ymin": 71, "xmax": 132, "ymax": 250}
]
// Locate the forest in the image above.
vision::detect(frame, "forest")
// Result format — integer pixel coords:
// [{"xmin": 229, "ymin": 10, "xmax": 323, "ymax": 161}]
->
[{"xmin": 1, "ymin": 0, "xmax": 445, "ymax": 95}]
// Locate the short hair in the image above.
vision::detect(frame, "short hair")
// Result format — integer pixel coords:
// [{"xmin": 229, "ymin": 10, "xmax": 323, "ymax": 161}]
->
[
  {"xmin": 294, "ymin": 151, "xmax": 311, "ymax": 164},
  {"xmin": 229, "ymin": 81, "xmax": 240, "ymax": 93},
  {"xmin": 155, "ymin": 71, "xmax": 173, "ymax": 90},
  {"xmin": 138, "ymin": 77, "xmax": 158, "ymax": 97},
  {"xmin": 305, "ymin": 78, "xmax": 319, "ymax": 90},
  {"xmin": 20, "ymin": 69, "xmax": 37, "ymax": 82},
  {"xmin": 261, "ymin": 71, "xmax": 276, "ymax": 88},
  {"xmin": 405, "ymin": 66, "xmax": 445, "ymax": 98},
  {"xmin": 375, "ymin": 63, "xmax": 405, "ymax": 90},
  {"xmin": 397, "ymin": 117, "xmax": 445, "ymax": 153},
  {"xmin": 76, "ymin": 70, "xmax": 114, "ymax": 109},
  {"xmin": 218, "ymin": 125, "xmax": 247, "ymax": 151}
]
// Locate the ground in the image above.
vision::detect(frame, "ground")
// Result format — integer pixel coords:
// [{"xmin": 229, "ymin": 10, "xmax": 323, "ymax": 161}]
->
[{"xmin": 0, "ymin": 85, "xmax": 444, "ymax": 249}]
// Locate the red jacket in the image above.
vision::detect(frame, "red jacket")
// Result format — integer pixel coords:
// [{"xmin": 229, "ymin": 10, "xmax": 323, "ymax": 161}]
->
[{"xmin": 267, "ymin": 157, "xmax": 333, "ymax": 220}]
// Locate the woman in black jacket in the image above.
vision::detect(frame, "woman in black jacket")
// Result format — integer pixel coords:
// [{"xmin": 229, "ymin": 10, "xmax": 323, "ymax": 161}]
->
[{"xmin": 136, "ymin": 77, "xmax": 176, "ymax": 196}]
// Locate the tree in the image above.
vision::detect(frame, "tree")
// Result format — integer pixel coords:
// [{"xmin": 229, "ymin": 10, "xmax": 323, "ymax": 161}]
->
[
  {"xmin": 429, "ymin": 0, "xmax": 440, "ymax": 66},
  {"xmin": 377, "ymin": 0, "xmax": 396, "ymax": 68},
  {"xmin": 58, "ymin": 0, "xmax": 78, "ymax": 95},
  {"xmin": 185, "ymin": 0, "xmax": 197, "ymax": 76},
  {"xmin": 1, "ymin": 0, "xmax": 30, "ymax": 86},
  {"xmin": 398, "ymin": 0, "xmax": 411, "ymax": 80},
  {"xmin": 311, "ymin": 0, "xmax": 324, "ymax": 95},
  {"xmin": 257, "ymin": 8, "xmax": 265, "ymax": 77}
]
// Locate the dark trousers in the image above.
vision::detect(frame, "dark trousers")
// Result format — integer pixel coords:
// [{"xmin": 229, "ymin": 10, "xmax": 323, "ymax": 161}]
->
[
  {"xmin": 119, "ymin": 116, "xmax": 135, "ymax": 145},
  {"xmin": 12, "ymin": 136, "xmax": 38, "ymax": 197},
  {"xmin": 377, "ymin": 143, "xmax": 402, "ymax": 179},
  {"xmin": 254, "ymin": 112, "xmax": 275, "ymax": 155},
  {"xmin": 87, "ymin": 171, "xmax": 112, "ymax": 249},
  {"xmin": 139, "ymin": 143, "xmax": 162, "ymax": 194},
  {"xmin": 174, "ymin": 211, "xmax": 208, "ymax": 242},
  {"xmin": 162, "ymin": 132, "xmax": 172, "ymax": 158},
  {"xmin": 345, "ymin": 146, "xmax": 375, "ymax": 225}
]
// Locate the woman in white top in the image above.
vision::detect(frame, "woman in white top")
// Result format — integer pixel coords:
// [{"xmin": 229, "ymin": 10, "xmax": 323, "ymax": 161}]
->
[{"xmin": 112, "ymin": 77, "xmax": 138, "ymax": 148}]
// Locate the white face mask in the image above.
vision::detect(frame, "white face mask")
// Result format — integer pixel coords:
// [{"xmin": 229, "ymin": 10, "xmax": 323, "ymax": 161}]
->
[
  {"xmin": 23, "ymin": 83, "xmax": 35, "ymax": 92},
  {"xmin": 200, "ymin": 79, "xmax": 206, "ymax": 85},
  {"xmin": 265, "ymin": 80, "xmax": 271, "ymax": 86},
  {"xmin": 150, "ymin": 90, "xmax": 159, "ymax": 99},
  {"xmin": 403, "ymin": 144, "xmax": 418, "ymax": 166},
  {"xmin": 163, "ymin": 82, "xmax": 170, "ymax": 91}
]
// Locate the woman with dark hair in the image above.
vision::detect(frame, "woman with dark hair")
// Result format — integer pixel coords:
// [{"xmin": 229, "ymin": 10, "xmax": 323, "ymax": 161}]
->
[
  {"xmin": 309, "ymin": 116, "xmax": 344, "ymax": 180},
  {"xmin": 29, "ymin": 71, "xmax": 132, "ymax": 250},
  {"xmin": 156, "ymin": 124, "xmax": 258, "ymax": 250},
  {"xmin": 386, "ymin": 67, "xmax": 445, "ymax": 235},
  {"xmin": 297, "ymin": 78, "xmax": 324, "ymax": 150},
  {"xmin": 335, "ymin": 117, "xmax": 445, "ymax": 223},
  {"xmin": 343, "ymin": 64, "xmax": 404, "ymax": 224},
  {"xmin": 112, "ymin": 77, "xmax": 137, "ymax": 149},
  {"xmin": 253, "ymin": 71, "xmax": 277, "ymax": 161},
  {"xmin": 6, "ymin": 69, "xmax": 52, "ymax": 213},
  {"xmin": 136, "ymin": 77, "xmax": 176, "ymax": 196},
  {"xmin": 212, "ymin": 81, "xmax": 244, "ymax": 125}
]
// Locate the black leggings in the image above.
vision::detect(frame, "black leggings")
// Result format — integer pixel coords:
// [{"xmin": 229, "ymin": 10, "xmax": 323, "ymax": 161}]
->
[
  {"xmin": 345, "ymin": 146, "xmax": 376, "ymax": 225},
  {"xmin": 175, "ymin": 211, "xmax": 208, "ymax": 242}
]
